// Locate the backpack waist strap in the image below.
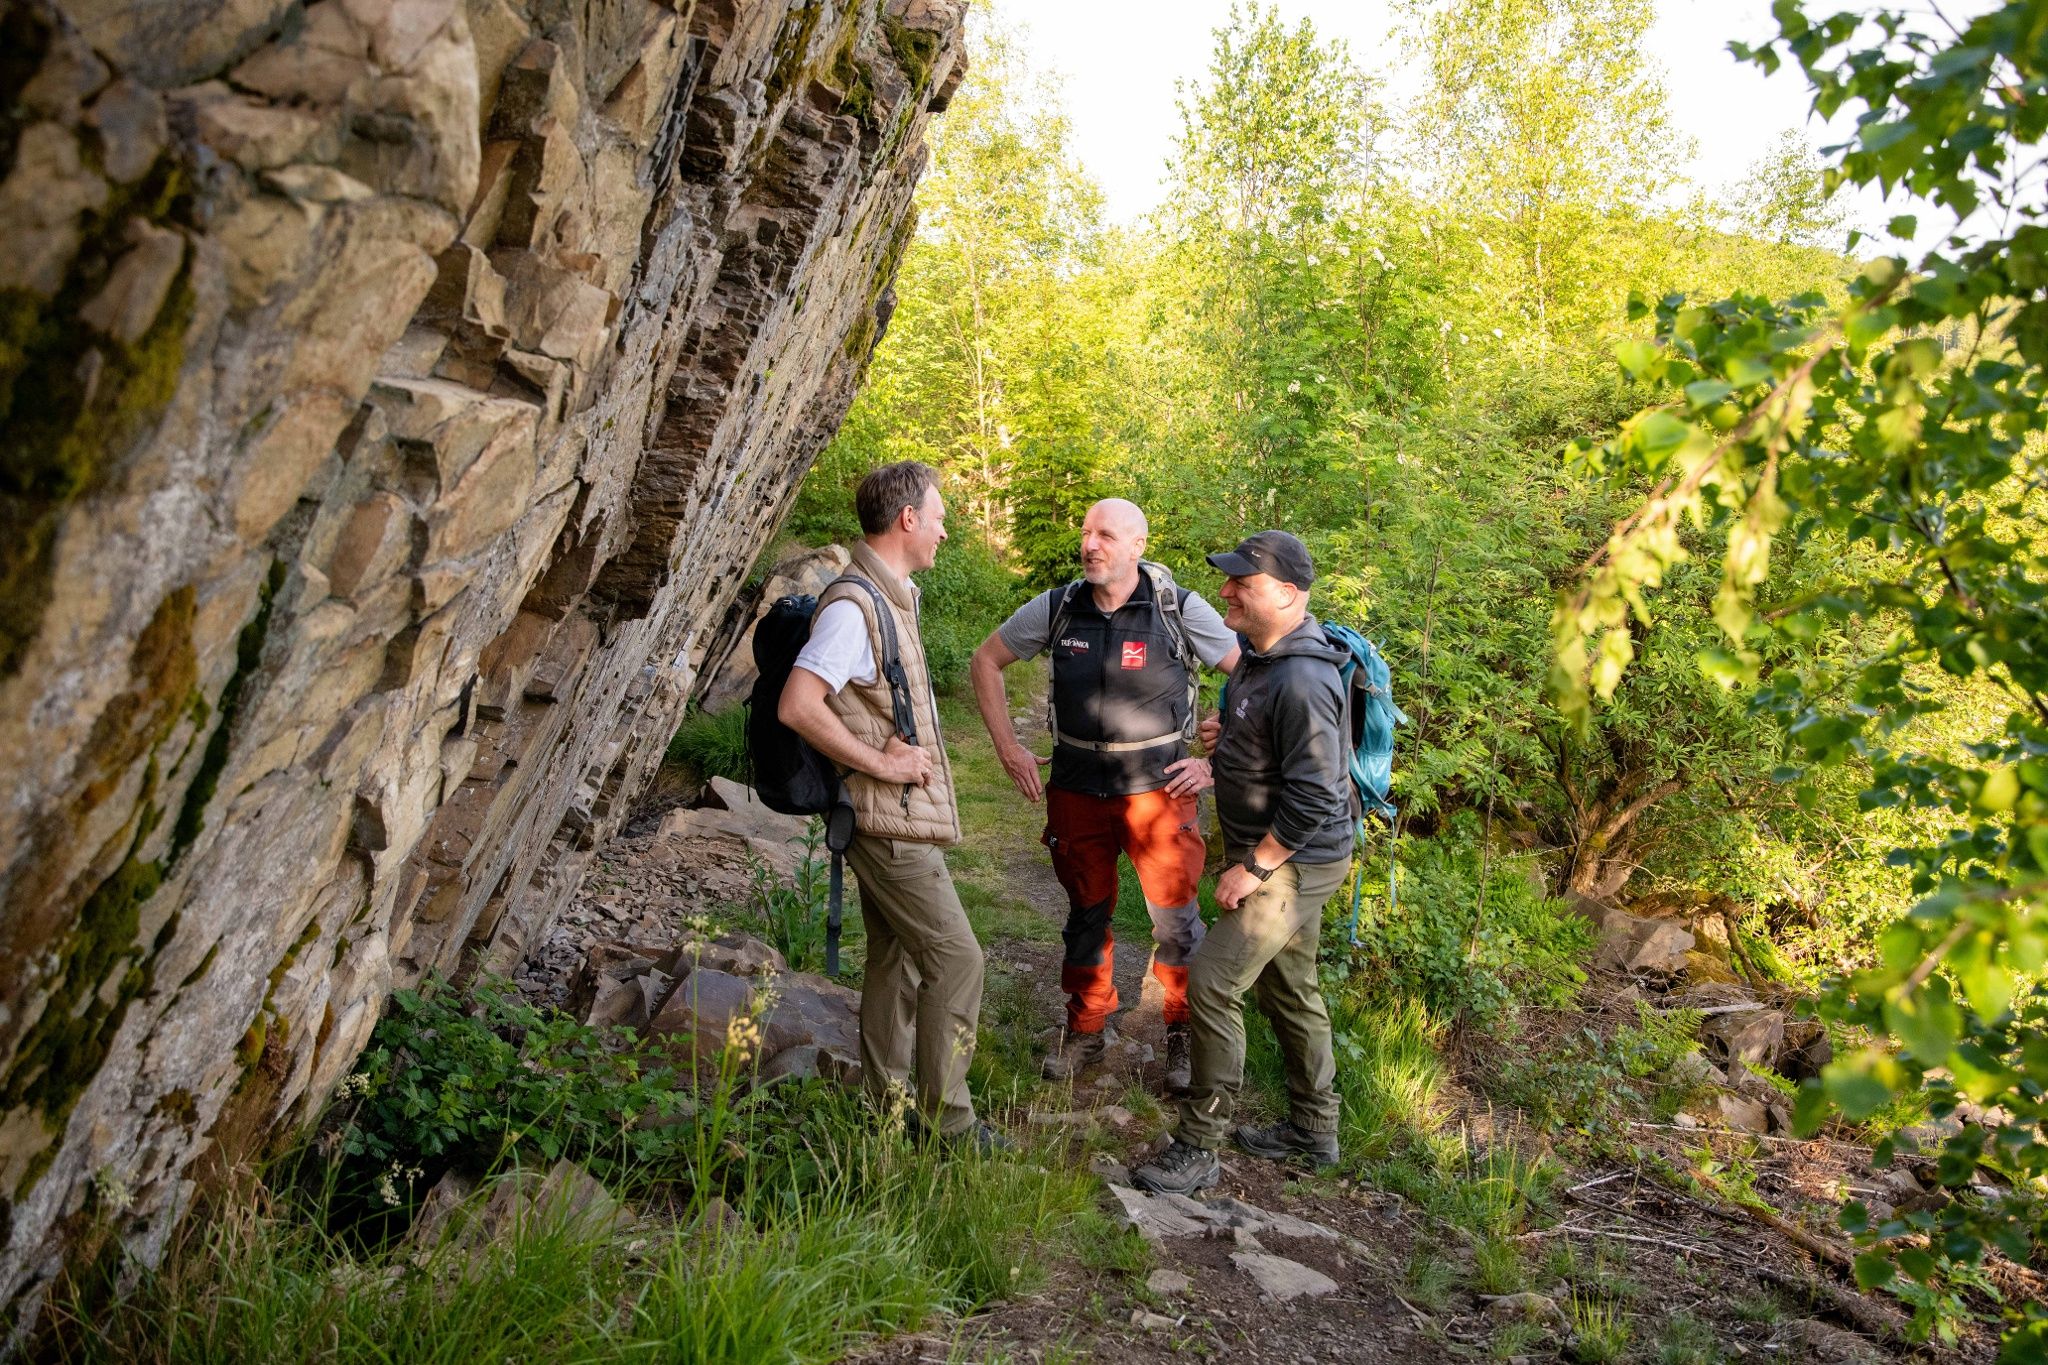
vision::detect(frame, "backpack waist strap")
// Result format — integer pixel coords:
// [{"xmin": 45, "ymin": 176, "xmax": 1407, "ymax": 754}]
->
[{"xmin": 1052, "ymin": 725, "xmax": 1182, "ymax": 754}]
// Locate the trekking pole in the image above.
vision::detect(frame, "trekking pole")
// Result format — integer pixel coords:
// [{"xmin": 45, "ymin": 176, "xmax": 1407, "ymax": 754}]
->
[{"xmin": 826, "ymin": 852, "xmax": 843, "ymax": 976}]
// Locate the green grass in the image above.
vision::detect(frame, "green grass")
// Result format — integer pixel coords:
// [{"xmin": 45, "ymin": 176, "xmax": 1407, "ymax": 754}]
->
[
  {"xmin": 668, "ymin": 704, "xmax": 750, "ymax": 782},
  {"xmin": 1471, "ymin": 1233, "xmax": 1527, "ymax": 1294},
  {"xmin": 957, "ymin": 879, "xmax": 1060, "ymax": 943},
  {"xmin": 1403, "ymin": 1244, "xmax": 1458, "ymax": 1311},
  {"xmin": 52, "ymin": 1083, "xmax": 1105, "ymax": 1364},
  {"xmin": 1652, "ymin": 1310, "xmax": 1723, "ymax": 1365},
  {"xmin": 1567, "ymin": 1286, "xmax": 1631, "ymax": 1364}
]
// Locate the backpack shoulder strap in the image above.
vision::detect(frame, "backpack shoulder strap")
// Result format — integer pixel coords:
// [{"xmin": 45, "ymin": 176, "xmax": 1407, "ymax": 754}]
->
[
  {"xmin": 1140, "ymin": 561, "xmax": 1202, "ymax": 741},
  {"xmin": 1043, "ymin": 581, "xmax": 1085, "ymax": 737},
  {"xmin": 1044, "ymin": 580, "xmax": 1085, "ymax": 653},
  {"xmin": 822, "ymin": 574, "xmax": 918, "ymax": 743}
]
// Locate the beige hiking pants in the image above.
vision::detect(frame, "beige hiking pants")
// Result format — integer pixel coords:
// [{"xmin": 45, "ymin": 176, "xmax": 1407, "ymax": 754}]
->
[{"xmin": 844, "ymin": 833, "xmax": 984, "ymax": 1136}]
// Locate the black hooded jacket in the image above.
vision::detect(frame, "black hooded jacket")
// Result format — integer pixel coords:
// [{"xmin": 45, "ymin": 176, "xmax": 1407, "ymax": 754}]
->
[{"xmin": 1212, "ymin": 615, "xmax": 1354, "ymax": 864}]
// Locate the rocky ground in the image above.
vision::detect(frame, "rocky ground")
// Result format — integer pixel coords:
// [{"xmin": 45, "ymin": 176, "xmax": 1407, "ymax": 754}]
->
[{"xmin": 503, "ymin": 699, "xmax": 2032, "ymax": 1361}]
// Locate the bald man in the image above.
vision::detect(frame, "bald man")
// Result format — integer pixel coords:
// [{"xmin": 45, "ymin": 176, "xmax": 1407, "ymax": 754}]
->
[{"xmin": 970, "ymin": 500, "xmax": 1240, "ymax": 1090}]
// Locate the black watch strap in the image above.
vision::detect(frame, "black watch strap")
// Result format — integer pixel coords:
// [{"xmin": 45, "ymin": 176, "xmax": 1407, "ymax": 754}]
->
[{"xmin": 1241, "ymin": 855, "xmax": 1276, "ymax": 882}]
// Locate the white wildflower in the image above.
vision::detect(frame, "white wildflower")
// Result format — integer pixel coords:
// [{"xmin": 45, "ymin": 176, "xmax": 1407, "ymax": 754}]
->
[
  {"xmin": 1287, "ymin": 380, "xmax": 1302, "ymax": 394},
  {"xmin": 1306, "ymin": 254, "xmax": 1320, "ymax": 266},
  {"xmin": 1492, "ymin": 328, "xmax": 1503, "ymax": 338},
  {"xmin": 92, "ymin": 1168, "xmax": 134, "ymax": 1213},
  {"xmin": 1477, "ymin": 238, "xmax": 1493, "ymax": 257},
  {"xmin": 1459, "ymin": 334, "xmax": 1469, "ymax": 344}
]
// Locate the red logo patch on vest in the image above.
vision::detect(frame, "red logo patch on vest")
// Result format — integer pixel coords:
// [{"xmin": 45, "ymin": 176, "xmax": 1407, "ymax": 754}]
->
[{"xmin": 1121, "ymin": 641, "xmax": 1147, "ymax": 670}]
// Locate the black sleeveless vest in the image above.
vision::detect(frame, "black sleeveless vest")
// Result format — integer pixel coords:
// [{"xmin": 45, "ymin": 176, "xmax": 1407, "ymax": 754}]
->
[{"xmin": 1048, "ymin": 573, "xmax": 1193, "ymax": 797}]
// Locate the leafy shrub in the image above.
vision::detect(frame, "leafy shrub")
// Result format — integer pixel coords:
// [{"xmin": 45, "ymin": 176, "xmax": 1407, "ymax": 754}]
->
[
  {"xmin": 1491, "ymin": 1004, "xmax": 1705, "ymax": 1135},
  {"xmin": 333, "ymin": 978, "xmax": 696, "ymax": 1193},
  {"xmin": 1340, "ymin": 818, "xmax": 1593, "ymax": 1027},
  {"xmin": 918, "ymin": 535, "xmax": 1024, "ymax": 692},
  {"xmin": 667, "ymin": 704, "xmax": 750, "ymax": 783}
]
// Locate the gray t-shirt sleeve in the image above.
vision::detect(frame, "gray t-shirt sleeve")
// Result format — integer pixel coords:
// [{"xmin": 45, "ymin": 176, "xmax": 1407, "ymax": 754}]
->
[
  {"xmin": 995, "ymin": 588, "xmax": 1065, "ymax": 661},
  {"xmin": 1178, "ymin": 591, "xmax": 1238, "ymax": 668}
]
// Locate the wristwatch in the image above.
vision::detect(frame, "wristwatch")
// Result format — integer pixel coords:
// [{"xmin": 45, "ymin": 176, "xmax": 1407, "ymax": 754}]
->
[{"xmin": 1240, "ymin": 855, "xmax": 1276, "ymax": 882}]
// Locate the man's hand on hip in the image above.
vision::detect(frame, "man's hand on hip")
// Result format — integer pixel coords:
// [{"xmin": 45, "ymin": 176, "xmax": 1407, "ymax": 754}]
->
[
  {"xmin": 880, "ymin": 734, "xmax": 934, "ymax": 787},
  {"xmin": 998, "ymin": 741, "xmax": 1050, "ymax": 802},
  {"xmin": 1215, "ymin": 862, "xmax": 1263, "ymax": 910},
  {"xmin": 1163, "ymin": 756, "xmax": 1213, "ymax": 798}
]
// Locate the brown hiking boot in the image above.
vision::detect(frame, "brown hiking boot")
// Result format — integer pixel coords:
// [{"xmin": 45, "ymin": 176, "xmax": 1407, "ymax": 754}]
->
[
  {"xmin": 1163, "ymin": 1024, "xmax": 1192, "ymax": 1094},
  {"xmin": 1041, "ymin": 1025, "xmax": 1111, "ymax": 1081}
]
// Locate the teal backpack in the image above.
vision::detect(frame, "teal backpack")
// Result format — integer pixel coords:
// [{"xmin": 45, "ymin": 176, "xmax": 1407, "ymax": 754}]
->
[{"xmin": 1322, "ymin": 624, "xmax": 1408, "ymax": 943}]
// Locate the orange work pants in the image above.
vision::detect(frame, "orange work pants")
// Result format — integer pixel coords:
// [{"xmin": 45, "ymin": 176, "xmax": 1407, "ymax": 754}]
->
[{"xmin": 1043, "ymin": 786, "xmax": 1206, "ymax": 1033}]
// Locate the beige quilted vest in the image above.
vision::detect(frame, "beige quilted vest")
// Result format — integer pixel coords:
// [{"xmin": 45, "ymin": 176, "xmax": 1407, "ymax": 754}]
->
[{"xmin": 818, "ymin": 541, "xmax": 961, "ymax": 846}]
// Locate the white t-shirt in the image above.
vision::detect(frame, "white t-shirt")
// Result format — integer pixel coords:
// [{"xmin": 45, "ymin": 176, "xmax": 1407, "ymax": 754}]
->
[{"xmin": 792, "ymin": 599, "xmax": 878, "ymax": 692}]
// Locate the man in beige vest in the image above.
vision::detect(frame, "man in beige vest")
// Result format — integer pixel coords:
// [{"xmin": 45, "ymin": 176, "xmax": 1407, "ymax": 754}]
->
[{"xmin": 778, "ymin": 461, "xmax": 1003, "ymax": 1152}]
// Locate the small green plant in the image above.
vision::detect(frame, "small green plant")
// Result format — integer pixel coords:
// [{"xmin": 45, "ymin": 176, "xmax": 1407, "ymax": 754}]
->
[
  {"xmin": 332, "ymin": 977, "xmax": 698, "ymax": 1202},
  {"xmin": 1653, "ymin": 1309, "xmax": 1722, "ymax": 1365},
  {"xmin": 667, "ymin": 704, "xmax": 751, "ymax": 782},
  {"xmin": 1567, "ymin": 1286, "xmax": 1631, "ymax": 1364},
  {"xmin": 1490, "ymin": 1318, "xmax": 1549, "ymax": 1360},
  {"xmin": 1612, "ymin": 1001, "xmax": 1704, "ymax": 1079},
  {"xmin": 1471, "ymin": 1233, "xmax": 1526, "ymax": 1294},
  {"xmin": 743, "ymin": 825, "xmax": 831, "ymax": 972},
  {"xmin": 1404, "ymin": 1244, "xmax": 1458, "ymax": 1311},
  {"xmin": 1728, "ymin": 1289, "xmax": 1782, "ymax": 1325}
]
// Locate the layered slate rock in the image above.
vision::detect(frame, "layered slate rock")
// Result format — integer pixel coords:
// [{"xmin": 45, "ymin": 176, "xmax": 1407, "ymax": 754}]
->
[{"xmin": 0, "ymin": 0, "xmax": 965, "ymax": 1330}]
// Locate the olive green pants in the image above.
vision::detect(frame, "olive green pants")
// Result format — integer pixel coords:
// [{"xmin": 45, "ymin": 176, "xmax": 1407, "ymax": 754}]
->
[
  {"xmin": 1176, "ymin": 855, "xmax": 1349, "ymax": 1151},
  {"xmin": 845, "ymin": 833, "xmax": 984, "ymax": 1136}
]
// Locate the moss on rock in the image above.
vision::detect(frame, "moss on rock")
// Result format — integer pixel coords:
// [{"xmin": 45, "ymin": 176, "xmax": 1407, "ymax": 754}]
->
[
  {"xmin": 0, "ymin": 152, "xmax": 195, "ymax": 678},
  {"xmin": 880, "ymin": 16, "xmax": 938, "ymax": 95}
]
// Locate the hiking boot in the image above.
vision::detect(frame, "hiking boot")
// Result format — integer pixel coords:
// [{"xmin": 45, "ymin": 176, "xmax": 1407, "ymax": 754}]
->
[
  {"xmin": 1130, "ymin": 1139, "xmax": 1222, "ymax": 1195},
  {"xmin": 1233, "ymin": 1120, "xmax": 1339, "ymax": 1168},
  {"xmin": 1162, "ymin": 1024, "xmax": 1192, "ymax": 1094},
  {"xmin": 943, "ymin": 1120, "xmax": 1014, "ymax": 1157},
  {"xmin": 1041, "ymin": 1026, "xmax": 1111, "ymax": 1081}
]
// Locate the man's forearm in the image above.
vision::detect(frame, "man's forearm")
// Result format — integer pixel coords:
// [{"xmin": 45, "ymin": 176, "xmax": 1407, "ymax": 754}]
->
[
  {"xmin": 1251, "ymin": 832, "xmax": 1298, "ymax": 869},
  {"xmin": 969, "ymin": 649, "xmax": 1016, "ymax": 754},
  {"xmin": 783, "ymin": 689, "xmax": 892, "ymax": 779}
]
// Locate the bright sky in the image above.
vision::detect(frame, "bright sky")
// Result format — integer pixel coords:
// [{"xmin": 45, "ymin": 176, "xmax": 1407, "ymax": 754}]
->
[{"xmin": 1010, "ymin": 0, "xmax": 1943, "ymax": 246}]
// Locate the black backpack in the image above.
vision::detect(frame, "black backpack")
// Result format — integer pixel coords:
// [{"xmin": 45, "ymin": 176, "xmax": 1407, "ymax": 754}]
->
[{"xmin": 745, "ymin": 574, "xmax": 917, "ymax": 974}]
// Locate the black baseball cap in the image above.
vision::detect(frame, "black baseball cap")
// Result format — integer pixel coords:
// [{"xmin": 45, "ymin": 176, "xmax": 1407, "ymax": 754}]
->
[{"xmin": 1207, "ymin": 530, "xmax": 1315, "ymax": 589}]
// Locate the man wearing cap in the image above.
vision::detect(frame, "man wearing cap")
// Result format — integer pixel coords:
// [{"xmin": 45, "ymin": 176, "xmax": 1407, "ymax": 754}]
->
[
  {"xmin": 1131, "ymin": 530, "xmax": 1355, "ymax": 1194},
  {"xmin": 969, "ymin": 499, "xmax": 1239, "ymax": 1091}
]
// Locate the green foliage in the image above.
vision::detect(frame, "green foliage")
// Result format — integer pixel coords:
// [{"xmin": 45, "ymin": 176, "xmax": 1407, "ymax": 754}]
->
[
  {"xmin": 1567, "ymin": 1286, "xmax": 1632, "ymax": 1364},
  {"xmin": 917, "ymin": 534, "xmax": 1023, "ymax": 690},
  {"xmin": 666, "ymin": 704, "xmax": 750, "ymax": 782},
  {"xmin": 1342, "ymin": 819, "xmax": 1593, "ymax": 1027},
  {"xmin": 1493, "ymin": 1002, "xmax": 1704, "ymax": 1136},
  {"xmin": 55, "ymin": 1085, "xmax": 1105, "ymax": 1365},
  {"xmin": 741, "ymin": 827, "xmax": 832, "ymax": 973},
  {"xmin": 333, "ymin": 979, "xmax": 695, "ymax": 1191},
  {"xmin": 1553, "ymin": 4, "xmax": 2048, "ymax": 1349}
]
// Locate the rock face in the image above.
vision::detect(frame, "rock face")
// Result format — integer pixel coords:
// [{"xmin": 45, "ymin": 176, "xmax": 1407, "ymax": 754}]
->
[{"xmin": 0, "ymin": 0, "xmax": 965, "ymax": 1329}]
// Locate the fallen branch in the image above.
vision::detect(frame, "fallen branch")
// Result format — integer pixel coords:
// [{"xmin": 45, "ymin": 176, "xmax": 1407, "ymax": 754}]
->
[
  {"xmin": 1625, "ymin": 1120, "xmax": 1862, "ymax": 1151},
  {"xmin": 1542, "ymin": 1224, "xmax": 1726, "ymax": 1259},
  {"xmin": 1566, "ymin": 1170, "xmax": 1631, "ymax": 1195},
  {"xmin": 1662, "ymin": 1002, "xmax": 1768, "ymax": 1017}
]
